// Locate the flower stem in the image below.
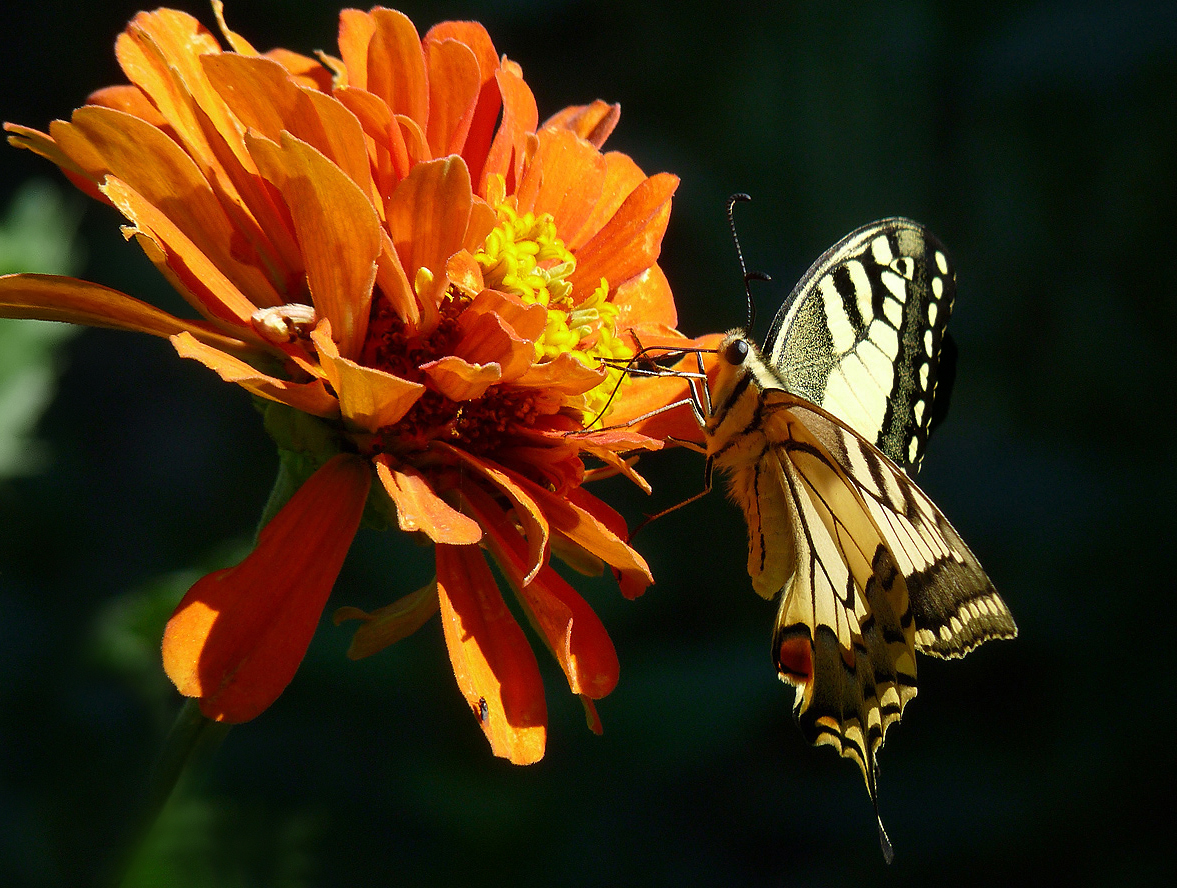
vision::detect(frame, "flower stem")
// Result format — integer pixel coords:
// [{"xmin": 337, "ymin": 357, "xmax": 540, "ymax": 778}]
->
[{"xmin": 106, "ymin": 699, "xmax": 231, "ymax": 886}]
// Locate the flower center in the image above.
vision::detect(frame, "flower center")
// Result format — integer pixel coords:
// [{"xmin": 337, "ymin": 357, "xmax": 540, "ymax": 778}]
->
[{"xmin": 473, "ymin": 203, "xmax": 633, "ymax": 417}]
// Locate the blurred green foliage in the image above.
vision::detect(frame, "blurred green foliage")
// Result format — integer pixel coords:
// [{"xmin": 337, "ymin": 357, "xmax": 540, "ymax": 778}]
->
[{"xmin": 0, "ymin": 181, "xmax": 82, "ymax": 475}]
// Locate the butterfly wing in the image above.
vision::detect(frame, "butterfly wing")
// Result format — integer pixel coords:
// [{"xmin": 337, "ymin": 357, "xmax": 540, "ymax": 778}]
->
[
  {"xmin": 763, "ymin": 219, "xmax": 955, "ymax": 472},
  {"xmin": 748, "ymin": 391, "xmax": 1015, "ymax": 806}
]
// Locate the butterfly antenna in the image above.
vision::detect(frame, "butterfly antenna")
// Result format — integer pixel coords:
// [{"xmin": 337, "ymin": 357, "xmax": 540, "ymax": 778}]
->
[{"xmin": 726, "ymin": 193, "xmax": 770, "ymax": 333}]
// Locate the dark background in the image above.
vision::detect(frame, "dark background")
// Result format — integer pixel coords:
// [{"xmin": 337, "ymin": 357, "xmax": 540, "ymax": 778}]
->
[{"xmin": 2, "ymin": 0, "xmax": 1173, "ymax": 885}]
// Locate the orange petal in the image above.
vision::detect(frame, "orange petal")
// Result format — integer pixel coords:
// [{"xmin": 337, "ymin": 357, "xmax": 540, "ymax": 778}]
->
[
  {"xmin": 510, "ymin": 471, "xmax": 653, "ymax": 599},
  {"xmin": 453, "ymin": 309, "xmax": 534, "ymax": 382},
  {"xmin": 311, "ymin": 325, "xmax": 424, "ymax": 431},
  {"xmin": 162, "ymin": 453, "xmax": 371, "ymax": 722},
  {"xmin": 337, "ymin": 8, "xmax": 377, "ymax": 92},
  {"xmin": 54, "ymin": 106, "xmax": 284, "ymax": 315},
  {"xmin": 375, "ymin": 227, "xmax": 419, "ymax": 328},
  {"xmin": 463, "ymin": 288, "xmax": 545, "ymax": 343},
  {"xmin": 569, "ymin": 172, "xmax": 679, "ymax": 297},
  {"xmin": 374, "ymin": 454, "xmax": 482, "ymax": 544},
  {"xmin": 425, "ymin": 37, "xmax": 480, "ymax": 157},
  {"xmin": 423, "ymin": 21, "xmax": 501, "ymax": 188},
  {"xmin": 523, "ymin": 128, "xmax": 608, "ymax": 244},
  {"xmin": 202, "ymin": 54, "xmax": 373, "ymax": 201},
  {"xmin": 4, "ymin": 123, "xmax": 103, "ymax": 204},
  {"xmin": 249, "ymin": 131, "xmax": 380, "ymax": 360},
  {"xmin": 478, "ymin": 65, "xmax": 538, "ymax": 195},
  {"xmin": 385, "ymin": 157, "xmax": 473, "ymax": 325},
  {"xmin": 98, "ymin": 175, "xmax": 259, "ymax": 330},
  {"xmin": 510, "ymin": 351, "xmax": 605, "ymax": 394},
  {"xmin": 419, "ymin": 355, "xmax": 503, "ymax": 401},
  {"xmin": 334, "ymin": 580, "xmax": 440, "ymax": 659},
  {"xmin": 467, "ymin": 486, "xmax": 619, "ymax": 699},
  {"xmin": 543, "ymin": 100, "xmax": 621, "ymax": 148},
  {"xmin": 436, "ymin": 544, "xmax": 547, "ymax": 764},
  {"xmin": 113, "ymin": 9, "xmax": 231, "ymax": 174},
  {"xmin": 614, "ymin": 263, "xmax": 677, "ymax": 329},
  {"xmin": 172, "ymin": 331, "xmax": 340, "ymax": 418},
  {"xmin": 85, "ymin": 85, "xmax": 169, "ymax": 127},
  {"xmin": 367, "ymin": 9, "xmax": 429, "ymax": 129},
  {"xmin": 432, "ymin": 442, "xmax": 549, "ymax": 584},
  {"xmin": 564, "ymin": 151, "xmax": 647, "ymax": 251},
  {"xmin": 334, "ymin": 84, "xmax": 408, "ymax": 191},
  {"xmin": 0, "ymin": 274, "xmax": 252, "ymax": 353}
]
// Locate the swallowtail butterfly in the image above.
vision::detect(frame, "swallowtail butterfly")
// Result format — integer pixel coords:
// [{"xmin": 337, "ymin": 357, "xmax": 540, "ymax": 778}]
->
[{"xmin": 649, "ymin": 217, "xmax": 1017, "ymax": 861}]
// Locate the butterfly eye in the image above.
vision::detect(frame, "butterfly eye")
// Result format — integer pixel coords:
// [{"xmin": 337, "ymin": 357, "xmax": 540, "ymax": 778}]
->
[{"xmin": 724, "ymin": 338, "xmax": 750, "ymax": 366}]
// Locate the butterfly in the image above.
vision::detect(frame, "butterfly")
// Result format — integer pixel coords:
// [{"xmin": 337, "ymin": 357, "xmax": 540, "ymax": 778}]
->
[{"xmin": 635, "ymin": 215, "xmax": 1017, "ymax": 861}]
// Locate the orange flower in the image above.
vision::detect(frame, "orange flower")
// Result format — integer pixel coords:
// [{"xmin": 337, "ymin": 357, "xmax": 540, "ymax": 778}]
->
[{"xmin": 0, "ymin": 4, "xmax": 696, "ymax": 762}]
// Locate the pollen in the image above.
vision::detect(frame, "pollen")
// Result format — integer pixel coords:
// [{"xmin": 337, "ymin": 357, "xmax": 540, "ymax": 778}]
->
[{"xmin": 473, "ymin": 195, "xmax": 634, "ymax": 419}]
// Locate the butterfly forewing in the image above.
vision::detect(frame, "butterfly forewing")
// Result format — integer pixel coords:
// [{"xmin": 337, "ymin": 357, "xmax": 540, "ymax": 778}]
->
[{"xmin": 763, "ymin": 219, "xmax": 955, "ymax": 473}]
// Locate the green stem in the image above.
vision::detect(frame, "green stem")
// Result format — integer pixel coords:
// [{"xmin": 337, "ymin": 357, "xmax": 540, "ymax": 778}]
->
[{"xmin": 107, "ymin": 700, "xmax": 231, "ymax": 886}]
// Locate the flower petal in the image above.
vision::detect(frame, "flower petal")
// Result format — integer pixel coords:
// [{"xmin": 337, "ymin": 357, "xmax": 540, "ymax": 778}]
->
[
  {"xmin": 569, "ymin": 172, "xmax": 679, "ymax": 296},
  {"xmin": 432, "ymin": 442, "xmax": 548, "ymax": 584},
  {"xmin": 249, "ymin": 130, "xmax": 380, "ymax": 359},
  {"xmin": 367, "ymin": 9, "xmax": 429, "ymax": 129},
  {"xmin": 53, "ymin": 106, "xmax": 285, "ymax": 316},
  {"xmin": 465, "ymin": 483, "xmax": 619, "ymax": 699},
  {"xmin": 436, "ymin": 544, "xmax": 547, "ymax": 764},
  {"xmin": 521, "ymin": 128, "xmax": 608, "ymax": 244},
  {"xmin": 453, "ymin": 309, "xmax": 534, "ymax": 382},
  {"xmin": 374, "ymin": 454, "xmax": 482, "ymax": 544},
  {"xmin": 419, "ymin": 355, "xmax": 502, "ymax": 401},
  {"xmin": 311, "ymin": 325, "xmax": 424, "ymax": 431},
  {"xmin": 202, "ymin": 53, "xmax": 373, "ymax": 201},
  {"xmin": 162, "ymin": 453, "xmax": 371, "ymax": 722},
  {"xmin": 614, "ymin": 263, "xmax": 677, "ymax": 329},
  {"xmin": 425, "ymin": 37, "xmax": 481, "ymax": 158},
  {"xmin": 0, "ymin": 274, "xmax": 251, "ymax": 353},
  {"xmin": 510, "ymin": 471, "xmax": 653, "ymax": 599},
  {"xmin": 543, "ymin": 100, "xmax": 621, "ymax": 149},
  {"xmin": 171, "ymin": 331, "xmax": 340, "ymax": 417},
  {"xmin": 510, "ymin": 351, "xmax": 605, "ymax": 394},
  {"xmin": 334, "ymin": 579, "xmax": 440, "ymax": 659},
  {"xmin": 386, "ymin": 156, "xmax": 474, "ymax": 302},
  {"xmin": 423, "ymin": 21, "xmax": 501, "ymax": 187},
  {"xmin": 463, "ymin": 288, "xmax": 545, "ymax": 343},
  {"xmin": 478, "ymin": 65, "xmax": 538, "ymax": 194}
]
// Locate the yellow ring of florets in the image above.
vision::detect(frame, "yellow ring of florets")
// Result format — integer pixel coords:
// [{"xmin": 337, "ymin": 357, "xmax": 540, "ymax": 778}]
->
[{"xmin": 473, "ymin": 193, "xmax": 634, "ymax": 419}]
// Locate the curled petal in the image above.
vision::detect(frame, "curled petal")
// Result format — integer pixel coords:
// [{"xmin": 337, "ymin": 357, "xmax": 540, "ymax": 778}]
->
[
  {"xmin": 453, "ymin": 310, "xmax": 533, "ymax": 382},
  {"xmin": 437, "ymin": 544, "xmax": 547, "ymax": 764},
  {"xmin": 334, "ymin": 580, "xmax": 440, "ymax": 659},
  {"xmin": 374, "ymin": 454, "xmax": 482, "ymax": 544},
  {"xmin": 172, "ymin": 331, "xmax": 340, "ymax": 418},
  {"xmin": 509, "ymin": 471, "xmax": 653, "ymax": 599},
  {"xmin": 511, "ymin": 351, "xmax": 605, "ymax": 394},
  {"xmin": 311, "ymin": 325, "xmax": 424, "ymax": 432},
  {"xmin": 162, "ymin": 453, "xmax": 372, "ymax": 722},
  {"xmin": 543, "ymin": 100, "xmax": 620, "ymax": 148},
  {"xmin": 432, "ymin": 442, "xmax": 548, "ymax": 584},
  {"xmin": 419, "ymin": 355, "xmax": 502, "ymax": 401}
]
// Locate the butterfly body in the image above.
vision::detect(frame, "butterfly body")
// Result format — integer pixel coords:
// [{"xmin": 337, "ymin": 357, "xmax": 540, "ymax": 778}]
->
[{"xmin": 693, "ymin": 219, "xmax": 1016, "ymax": 859}]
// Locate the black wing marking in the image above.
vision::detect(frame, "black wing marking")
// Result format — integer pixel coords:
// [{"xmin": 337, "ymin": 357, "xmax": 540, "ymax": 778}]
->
[{"xmin": 763, "ymin": 219, "xmax": 955, "ymax": 473}]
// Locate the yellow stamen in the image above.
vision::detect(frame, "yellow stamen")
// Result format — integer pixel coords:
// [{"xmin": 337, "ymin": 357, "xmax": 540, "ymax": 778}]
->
[{"xmin": 473, "ymin": 185, "xmax": 634, "ymax": 419}]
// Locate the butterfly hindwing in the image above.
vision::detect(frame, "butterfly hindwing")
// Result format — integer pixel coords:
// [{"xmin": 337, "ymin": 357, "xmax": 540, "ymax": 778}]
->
[{"xmin": 763, "ymin": 219, "xmax": 955, "ymax": 472}]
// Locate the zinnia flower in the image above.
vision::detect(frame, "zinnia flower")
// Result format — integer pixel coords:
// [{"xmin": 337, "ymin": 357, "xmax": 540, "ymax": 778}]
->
[{"xmin": 0, "ymin": 4, "xmax": 698, "ymax": 763}]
